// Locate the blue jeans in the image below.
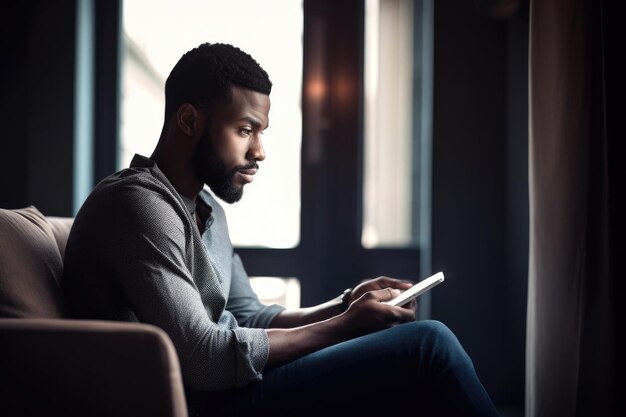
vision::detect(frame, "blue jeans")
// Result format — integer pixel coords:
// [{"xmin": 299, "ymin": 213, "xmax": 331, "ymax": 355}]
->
[{"xmin": 189, "ymin": 320, "xmax": 499, "ymax": 416}]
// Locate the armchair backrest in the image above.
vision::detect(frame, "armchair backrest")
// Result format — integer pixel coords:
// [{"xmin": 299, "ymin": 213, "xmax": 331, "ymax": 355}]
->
[{"xmin": 0, "ymin": 206, "xmax": 73, "ymax": 318}]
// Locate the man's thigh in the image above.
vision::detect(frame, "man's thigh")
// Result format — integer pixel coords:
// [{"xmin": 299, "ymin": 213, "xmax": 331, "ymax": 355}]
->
[{"xmin": 229, "ymin": 321, "xmax": 442, "ymax": 415}]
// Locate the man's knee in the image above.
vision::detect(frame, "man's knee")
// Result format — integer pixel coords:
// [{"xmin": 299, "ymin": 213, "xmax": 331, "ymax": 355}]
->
[
  {"xmin": 413, "ymin": 319, "xmax": 457, "ymax": 343},
  {"xmin": 414, "ymin": 320, "xmax": 474, "ymax": 369}
]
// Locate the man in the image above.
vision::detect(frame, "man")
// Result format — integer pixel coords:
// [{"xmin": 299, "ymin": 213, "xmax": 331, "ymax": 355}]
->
[{"xmin": 62, "ymin": 43, "xmax": 498, "ymax": 416}]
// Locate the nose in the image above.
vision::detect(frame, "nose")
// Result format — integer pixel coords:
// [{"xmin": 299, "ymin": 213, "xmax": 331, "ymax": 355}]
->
[{"xmin": 247, "ymin": 134, "xmax": 266, "ymax": 162}]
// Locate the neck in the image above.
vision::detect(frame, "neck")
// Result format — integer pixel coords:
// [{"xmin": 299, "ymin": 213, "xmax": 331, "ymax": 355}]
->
[{"xmin": 151, "ymin": 141, "xmax": 203, "ymax": 202}]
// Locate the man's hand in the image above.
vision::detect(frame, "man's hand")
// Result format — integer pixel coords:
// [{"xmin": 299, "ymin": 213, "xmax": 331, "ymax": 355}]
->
[
  {"xmin": 267, "ymin": 277, "xmax": 417, "ymax": 366},
  {"xmin": 340, "ymin": 287, "xmax": 416, "ymax": 338},
  {"xmin": 351, "ymin": 276, "xmax": 413, "ymax": 298},
  {"xmin": 348, "ymin": 276, "xmax": 418, "ymax": 315}
]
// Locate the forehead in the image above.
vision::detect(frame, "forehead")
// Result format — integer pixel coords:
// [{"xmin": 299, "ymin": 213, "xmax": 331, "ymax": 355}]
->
[{"xmin": 213, "ymin": 85, "xmax": 271, "ymax": 128}]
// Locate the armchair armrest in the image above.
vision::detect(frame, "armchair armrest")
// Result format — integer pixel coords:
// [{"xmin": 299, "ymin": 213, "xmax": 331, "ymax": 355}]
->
[{"xmin": 0, "ymin": 318, "xmax": 188, "ymax": 417}]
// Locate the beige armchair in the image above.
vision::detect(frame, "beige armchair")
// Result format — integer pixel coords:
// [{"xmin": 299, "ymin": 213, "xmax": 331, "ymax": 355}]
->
[{"xmin": 0, "ymin": 206, "xmax": 188, "ymax": 417}]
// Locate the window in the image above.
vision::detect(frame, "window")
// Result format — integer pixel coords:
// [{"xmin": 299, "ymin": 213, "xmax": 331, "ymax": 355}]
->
[
  {"xmin": 249, "ymin": 277, "xmax": 301, "ymax": 309},
  {"xmin": 118, "ymin": 0, "xmax": 433, "ymax": 314},
  {"xmin": 363, "ymin": 0, "xmax": 418, "ymax": 248},
  {"xmin": 361, "ymin": 0, "xmax": 434, "ymax": 314},
  {"xmin": 120, "ymin": 0, "xmax": 303, "ymax": 249},
  {"xmin": 363, "ymin": 0, "xmax": 433, "ymax": 252}
]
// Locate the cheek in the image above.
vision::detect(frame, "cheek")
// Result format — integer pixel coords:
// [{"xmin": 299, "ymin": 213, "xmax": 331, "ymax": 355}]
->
[{"xmin": 213, "ymin": 131, "xmax": 248, "ymax": 166}]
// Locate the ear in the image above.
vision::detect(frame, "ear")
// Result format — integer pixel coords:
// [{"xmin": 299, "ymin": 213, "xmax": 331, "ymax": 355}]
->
[{"xmin": 176, "ymin": 103, "xmax": 200, "ymax": 136}]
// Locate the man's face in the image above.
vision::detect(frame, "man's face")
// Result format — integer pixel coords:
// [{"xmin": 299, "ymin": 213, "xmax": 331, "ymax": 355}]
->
[{"xmin": 192, "ymin": 86, "xmax": 270, "ymax": 204}]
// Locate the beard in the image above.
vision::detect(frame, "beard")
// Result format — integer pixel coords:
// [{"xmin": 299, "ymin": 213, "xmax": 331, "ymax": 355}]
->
[{"xmin": 191, "ymin": 129, "xmax": 258, "ymax": 204}]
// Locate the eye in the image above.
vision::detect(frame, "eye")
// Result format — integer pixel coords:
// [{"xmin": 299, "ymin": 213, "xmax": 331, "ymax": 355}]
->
[{"xmin": 239, "ymin": 128, "xmax": 253, "ymax": 137}]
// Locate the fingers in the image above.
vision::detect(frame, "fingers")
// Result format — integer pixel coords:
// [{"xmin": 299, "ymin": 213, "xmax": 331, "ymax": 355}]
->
[
  {"xmin": 351, "ymin": 288, "xmax": 416, "ymax": 326},
  {"xmin": 374, "ymin": 276, "xmax": 413, "ymax": 290},
  {"xmin": 403, "ymin": 299, "xmax": 418, "ymax": 312},
  {"xmin": 369, "ymin": 287, "xmax": 401, "ymax": 302},
  {"xmin": 373, "ymin": 287, "xmax": 416, "ymax": 321},
  {"xmin": 352, "ymin": 277, "xmax": 413, "ymax": 301}
]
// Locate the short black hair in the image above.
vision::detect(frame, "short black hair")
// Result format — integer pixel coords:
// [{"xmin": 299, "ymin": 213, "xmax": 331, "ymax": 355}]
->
[{"xmin": 164, "ymin": 42, "xmax": 272, "ymax": 122}]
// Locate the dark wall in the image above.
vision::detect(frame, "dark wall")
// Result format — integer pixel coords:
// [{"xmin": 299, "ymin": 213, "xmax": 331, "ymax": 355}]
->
[
  {"xmin": 1, "ymin": 0, "xmax": 120, "ymax": 216},
  {"xmin": 504, "ymin": 2, "xmax": 529, "ymax": 407},
  {"xmin": 431, "ymin": 0, "xmax": 528, "ymax": 409},
  {"xmin": 1, "ymin": 1, "xmax": 30, "ymax": 209},
  {"xmin": 0, "ymin": 0, "xmax": 77, "ymax": 216}
]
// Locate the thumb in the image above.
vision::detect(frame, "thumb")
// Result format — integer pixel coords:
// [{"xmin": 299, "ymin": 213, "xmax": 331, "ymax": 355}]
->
[{"xmin": 372, "ymin": 287, "xmax": 402, "ymax": 302}]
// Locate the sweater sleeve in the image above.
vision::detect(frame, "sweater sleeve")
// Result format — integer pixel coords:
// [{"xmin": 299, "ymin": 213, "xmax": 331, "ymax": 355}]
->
[{"xmin": 226, "ymin": 253, "xmax": 285, "ymax": 328}]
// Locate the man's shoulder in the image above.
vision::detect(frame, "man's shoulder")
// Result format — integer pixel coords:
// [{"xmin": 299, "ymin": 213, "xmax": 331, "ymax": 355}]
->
[
  {"xmin": 75, "ymin": 166, "xmax": 189, "ymax": 232},
  {"xmin": 88, "ymin": 165, "xmax": 176, "ymax": 207},
  {"xmin": 97, "ymin": 164, "xmax": 165, "ymax": 193}
]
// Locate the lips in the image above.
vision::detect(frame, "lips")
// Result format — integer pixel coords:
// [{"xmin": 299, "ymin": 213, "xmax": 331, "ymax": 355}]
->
[
  {"xmin": 238, "ymin": 168, "xmax": 258, "ymax": 176},
  {"xmin": 237, "ymin": 168, "xmax": 257, "ymax": 183}
]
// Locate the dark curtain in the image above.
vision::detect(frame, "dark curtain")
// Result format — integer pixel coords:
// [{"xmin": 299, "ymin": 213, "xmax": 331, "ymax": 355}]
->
[{"xmin": 526, "ymin": 0, "xmax": 624, "ymax": 415}]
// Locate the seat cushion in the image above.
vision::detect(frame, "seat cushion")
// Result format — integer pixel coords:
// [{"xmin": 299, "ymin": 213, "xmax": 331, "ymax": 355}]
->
[{"xmin": 0, "ymin": 206, "xmax": 69, "ymax": 318}]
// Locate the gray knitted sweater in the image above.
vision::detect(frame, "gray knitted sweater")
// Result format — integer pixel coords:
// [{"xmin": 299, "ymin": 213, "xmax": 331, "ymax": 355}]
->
[{"xmin": 62, "ymin": 154, "xmax": 284, "ymax": 391}]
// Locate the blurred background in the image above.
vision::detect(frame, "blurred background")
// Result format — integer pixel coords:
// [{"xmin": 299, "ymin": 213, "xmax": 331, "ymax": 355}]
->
[{"xmin": 1, "ymin": 0, "xmax": 529, "ymax": 414}]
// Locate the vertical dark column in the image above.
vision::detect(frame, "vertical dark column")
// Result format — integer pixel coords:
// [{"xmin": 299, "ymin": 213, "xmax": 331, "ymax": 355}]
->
[
  {"xmin": 301, "ymin": 0, "xmax": 330, "ymax": 306},
  {"xmin": 27, "ymin": 0, "xmax": 78, "ymax": 216},
  {"xmin": 0, "ymin": 1, "xmax": 31, "ymax": 209},
  {"xmin": 93, "ymin": 0, "xmax": 122, "ymax": 182},
  {"xmin": 431, "ymin": 0, "xmax": 509, "ymax": 405},
  {"xmin": 504, "ymin": 0, "xmax": 529, "ymax": 408},
  {"xmin": 301, "ymin": 0, "xmax": 364, "ymax": 306},
  {"xmin": 0, "ymin": 0, "xmax": 78, "ymax": 216},
  {"xmin": 322, "ymin": 0, "xmax": 365, "ymax": 297},
  {"xmin": 605, "ymin": 1, "xmax": 626, "ymax": 414}
]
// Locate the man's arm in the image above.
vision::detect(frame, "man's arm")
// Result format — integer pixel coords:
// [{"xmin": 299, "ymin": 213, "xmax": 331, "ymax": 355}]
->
[
  {"xmin": 266, "ymin": 286, "xmax": 415, "ymax": 366},
  {"xmin": 227, "ymin": 253, "xmax": 285, "ymax": 328},
  {"xmin": 268, "ymin": 276, "xmax": 414, "ymax": 328}
]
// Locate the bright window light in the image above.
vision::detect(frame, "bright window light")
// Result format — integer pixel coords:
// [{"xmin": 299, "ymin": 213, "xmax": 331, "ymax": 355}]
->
[
  {"xmin": 121, "ymin": 0, "xmax": 303, "ymax": 248},
  {"xmin": 249, "ymin": 277, "xmax": 301, "ymax": 309},
  {"xmin": 362, "ymin": 0, "xmax": 420, "ymax": 248}
]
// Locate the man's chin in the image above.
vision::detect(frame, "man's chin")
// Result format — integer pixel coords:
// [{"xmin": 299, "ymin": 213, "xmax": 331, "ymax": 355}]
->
[
  {"xmin": 222, "ymin": 193, "xmax": 243, "ymax": 204},
  {"xmin": 209, "ymin": 184, "xmax": 244, "ymax": 204}
]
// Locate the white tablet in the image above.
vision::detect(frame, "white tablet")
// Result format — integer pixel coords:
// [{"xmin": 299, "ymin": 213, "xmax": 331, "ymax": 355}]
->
[{"xmin": 383, "ymin": 272, "xmax": 445, "ymax": 307}]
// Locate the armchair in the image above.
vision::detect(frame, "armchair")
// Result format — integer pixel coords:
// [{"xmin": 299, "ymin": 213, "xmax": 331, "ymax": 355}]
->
[{"xmin": 0, "ymin": 206, "xmax": 188, "ymax": 417}]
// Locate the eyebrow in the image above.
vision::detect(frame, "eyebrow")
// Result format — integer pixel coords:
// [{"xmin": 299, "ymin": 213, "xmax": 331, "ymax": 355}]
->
[{"xmin": 239, "ymin": 117, "xmax": 269, "ymax": 131}]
